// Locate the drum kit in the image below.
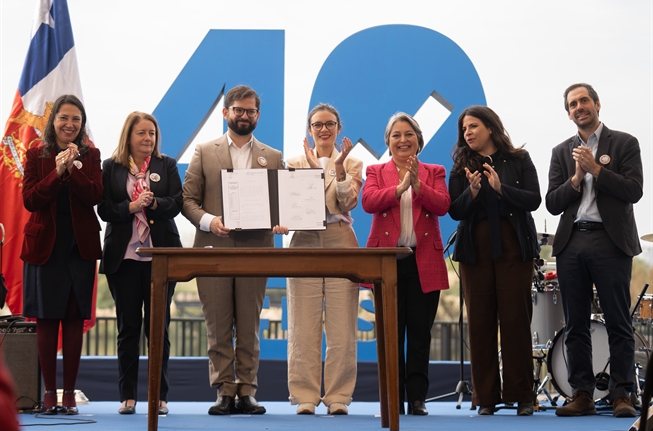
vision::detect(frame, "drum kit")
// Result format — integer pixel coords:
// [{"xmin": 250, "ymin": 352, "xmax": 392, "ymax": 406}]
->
[{"xmin": 529, "ymin": 232, "xmax": 653, "ymax": 409}]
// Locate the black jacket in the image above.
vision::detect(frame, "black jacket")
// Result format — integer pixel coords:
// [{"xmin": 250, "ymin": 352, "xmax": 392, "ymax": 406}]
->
[
  {"xmin": 98, "ymin": 155, "xmax": 182, "ymax": 275},
  {"xmin": 448, "ymin": 151, "xmax": 541, "ymax": 265},
  {"xmin": 545, "ymin": 125, "xmax": 643, "ymax": 257}
]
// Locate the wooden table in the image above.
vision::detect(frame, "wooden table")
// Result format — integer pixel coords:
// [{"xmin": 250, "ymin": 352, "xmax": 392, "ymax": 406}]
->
[{"xmin": 137, "ymin": 247, "xmax": 411, "ymax": 431}]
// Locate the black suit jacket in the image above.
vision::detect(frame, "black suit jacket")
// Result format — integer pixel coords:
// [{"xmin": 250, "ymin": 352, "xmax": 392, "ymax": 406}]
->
[
  {"xmin": 98, "ymin": 155, "xmax": 183, "ymax": 275},
  {"xmin": 448, "ymin": 151, "xmax": 541, "ymax": 265},
  {"xmin": 546, "ymin": 124, "xmax": 643, "ymax": 257}
]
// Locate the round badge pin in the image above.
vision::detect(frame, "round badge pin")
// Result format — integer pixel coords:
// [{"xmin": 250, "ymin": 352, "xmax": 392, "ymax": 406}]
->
[
  {"xmin": 150, "ymin": 173, "xmax": 161, "ymax": 182},
  {"xmin": 73, "ymin": 160, "xmax": 83, "ymax": 169},
  {"xmin": 599, "ymin": 154, "xmax": 611, "ymax": 165},
  {"xmin": 258, "ymin": 156, "xmax": 268, "ymax": 167}
]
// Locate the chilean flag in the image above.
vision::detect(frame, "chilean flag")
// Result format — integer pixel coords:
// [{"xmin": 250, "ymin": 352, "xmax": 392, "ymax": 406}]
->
[{"xmin": 0, "ymin": 0, "xmax": 97, "ymax": 333}]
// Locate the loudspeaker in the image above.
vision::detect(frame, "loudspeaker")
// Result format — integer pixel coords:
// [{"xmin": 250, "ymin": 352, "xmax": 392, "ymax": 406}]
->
[{"xmin": 0, "ymin": 321, "xmax": 41, "ymax": 411}]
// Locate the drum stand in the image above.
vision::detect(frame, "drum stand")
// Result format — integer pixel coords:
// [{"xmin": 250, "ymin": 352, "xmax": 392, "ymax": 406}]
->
[{"xmin": 532, "ymin": 346, "xmax": 560, "ymax": 409}]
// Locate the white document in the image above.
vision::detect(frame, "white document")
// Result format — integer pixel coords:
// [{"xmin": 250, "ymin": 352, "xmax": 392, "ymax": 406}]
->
[
  {"xmin": 221, "ymin": 169, "xmax": 271, "ymax": 229},
  {"xmin": 278, "ymin": 169, "xmax": 326, "ymax": 230}
]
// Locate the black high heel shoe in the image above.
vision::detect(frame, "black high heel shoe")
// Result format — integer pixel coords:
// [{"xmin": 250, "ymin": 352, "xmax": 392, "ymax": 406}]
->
[
  {"xmin": 41, "ymin": 390, "xmax": 58, "ymax": 415},
  {"xmin": 60, "ymin": 390, "xmax": 79, "ymax": 415},
  {"xmin": 118, "ymin": 400, "xmax": 136, "ymax": 414}
]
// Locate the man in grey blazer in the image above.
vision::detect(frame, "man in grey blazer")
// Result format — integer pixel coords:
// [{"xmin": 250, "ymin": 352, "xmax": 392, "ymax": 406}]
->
[
  {"xmin": 546, "ymin": 83, "xmax": 643, "ymax": 418},
  {"xmin": 182, "ymin": 85, "xmax": 285, "ymax": 415}
]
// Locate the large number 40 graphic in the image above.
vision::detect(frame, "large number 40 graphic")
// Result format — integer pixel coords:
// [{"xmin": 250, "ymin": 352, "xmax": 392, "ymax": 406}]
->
[
  {"xmin": 152, "ymin": 25, "xmax": 485, "ymax": 359},
  {"xmin": 153, "ymin": 25, "xmax": 485, "ymax": 244}
]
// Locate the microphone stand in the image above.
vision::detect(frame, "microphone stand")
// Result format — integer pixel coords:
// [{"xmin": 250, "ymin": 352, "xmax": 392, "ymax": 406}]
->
[{"xmin": 425, "ymin": 231, "xmax": 472, "ymax": 408}]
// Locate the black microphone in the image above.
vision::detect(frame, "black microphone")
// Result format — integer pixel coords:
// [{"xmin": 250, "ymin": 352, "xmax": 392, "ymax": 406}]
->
[
  {"xmin": 482, "ymin": 155, "xmax": 493, "ymax": 170},
  {"xmin": 478, "ymin": 155, "xmax": 493, "ymax": 177},
  {"xmin": 444, "ymin": 231, "xmax": 457, "ymax": 255}
]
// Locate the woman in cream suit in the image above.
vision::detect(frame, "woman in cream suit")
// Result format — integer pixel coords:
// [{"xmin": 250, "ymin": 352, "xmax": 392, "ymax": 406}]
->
[{"xmin": 286, "ymin": 103, "xmax": 363, "ymax": 416}]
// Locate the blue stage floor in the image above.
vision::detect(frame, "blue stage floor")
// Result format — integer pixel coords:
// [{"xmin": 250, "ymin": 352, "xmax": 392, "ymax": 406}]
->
[{"xmin": 17, "ymin": 401, "xmax": 641, "ymax": 431}]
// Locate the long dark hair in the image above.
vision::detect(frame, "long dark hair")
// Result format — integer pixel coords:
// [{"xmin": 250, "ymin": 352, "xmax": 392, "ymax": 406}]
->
[
  {"xmin": 42, "ymin": 94, "xmax": 90, "ymax": 158},
  {"xmin": 451, "ymin": 106, "xmax": 526, "ymax": 175}
]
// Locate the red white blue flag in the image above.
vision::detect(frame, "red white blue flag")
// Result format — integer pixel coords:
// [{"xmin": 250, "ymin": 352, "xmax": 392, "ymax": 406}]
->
[{"xmin": 1, "ymin": 0, "xmax": 96, "ymax": 330}]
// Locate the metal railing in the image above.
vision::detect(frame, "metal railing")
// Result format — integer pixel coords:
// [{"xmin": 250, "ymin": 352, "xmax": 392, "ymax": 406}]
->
[
  {"xmin": 83, "ymin": 316, "xmax": 653, "ymax": 362},
  {"xmin": 82, "ymin": 316, "xmax": 470, "ymax": 361}
]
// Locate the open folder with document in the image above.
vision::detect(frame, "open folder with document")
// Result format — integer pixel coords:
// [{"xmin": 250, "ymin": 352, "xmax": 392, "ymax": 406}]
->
[{"xmin": 221, "ymin": 168, "xmax": 326, "ymax": 231}]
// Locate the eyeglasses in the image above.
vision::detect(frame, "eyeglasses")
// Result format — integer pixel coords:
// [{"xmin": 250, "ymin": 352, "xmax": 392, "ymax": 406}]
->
[
  {"xmin": 310, "ymin": 121, "xmax": 338, "ymax": 131},
  {"xmin": 229, "ymin": 107, "xmax": 259, "ymax": 118}
]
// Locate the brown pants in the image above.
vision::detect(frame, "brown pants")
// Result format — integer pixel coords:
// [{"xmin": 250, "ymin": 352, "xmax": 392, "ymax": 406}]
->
[{"xmin": 460, "ymin": 219, "xmax": 534, "ymax": 406}]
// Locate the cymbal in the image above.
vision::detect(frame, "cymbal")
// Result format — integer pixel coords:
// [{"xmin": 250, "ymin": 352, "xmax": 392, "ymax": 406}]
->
[
  {"xmin": 642, "ymin": 233, "xmax": 653, "ymax": 243},
  {"xmin": 537, "ymin": 232, "xmax": 554, "ymax": 246}
]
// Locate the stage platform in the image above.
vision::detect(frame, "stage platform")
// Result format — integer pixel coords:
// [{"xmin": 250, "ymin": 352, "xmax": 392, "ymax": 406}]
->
[
  {"xmin": 51, "ymin": 357, "xmax": 473, "ymax": 402},
  {"xmin": 16, "ymin": 401, "xmax": 641, "ymax": 431}
]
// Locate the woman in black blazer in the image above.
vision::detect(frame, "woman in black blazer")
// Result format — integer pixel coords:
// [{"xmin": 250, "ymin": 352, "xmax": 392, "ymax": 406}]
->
[
  {"xmin": 98, "ymin": 112, "xmax": 182, "ymax": 415},
  {"xmin": 448, "ymin": 106, "xmax": 540, "ymax": 416}
]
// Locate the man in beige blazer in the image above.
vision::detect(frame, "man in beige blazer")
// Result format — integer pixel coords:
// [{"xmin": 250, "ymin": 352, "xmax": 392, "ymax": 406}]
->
[{"xmin": 182, "ymin": 85, "xmax": 284, "ymax": 415}]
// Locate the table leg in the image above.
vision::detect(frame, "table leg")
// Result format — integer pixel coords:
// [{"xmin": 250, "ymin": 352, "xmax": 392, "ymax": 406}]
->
[
  {"xmin": 373, "ymin": 281, "xmax": 389, "ymax": 428},
  {"xmin": 148, "ymin": 256, "xmax": 168, "ymax": 431},
  {"xmin": 381, "ymin": 256, "xmax": 400, "ymax": 431}
]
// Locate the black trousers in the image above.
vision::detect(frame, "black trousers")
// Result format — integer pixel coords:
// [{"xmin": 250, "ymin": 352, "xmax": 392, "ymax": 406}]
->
[
  {"xmin": 396, "ymin": 252, "xmax": 440, "ymax": 403},
  {"xmin": 556, "ymin": 227, "xmax": 635, "ymax": 399},
  {"xmin": 106, "ymin": 259, "xmax": 175, "ymax": 402}
]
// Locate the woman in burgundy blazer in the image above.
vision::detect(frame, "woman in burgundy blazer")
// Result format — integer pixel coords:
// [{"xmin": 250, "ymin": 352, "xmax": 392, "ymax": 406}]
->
[
  {"xmin": 362, "ymin": 112, "xmax": 450, "ymax": 416},
  {"xmin": 21, "ymin": 95, "xmax": 102, "ymax": 415}
]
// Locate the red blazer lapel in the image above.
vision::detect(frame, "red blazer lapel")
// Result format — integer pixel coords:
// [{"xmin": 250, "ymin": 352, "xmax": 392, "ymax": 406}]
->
[{"xmin": 412, "ymin": 162, "xmax": 428, "ymax": 224}]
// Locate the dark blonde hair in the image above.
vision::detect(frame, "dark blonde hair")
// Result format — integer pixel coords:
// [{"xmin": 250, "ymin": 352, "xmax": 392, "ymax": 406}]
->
[{"xmin": 112, "ymin": 112, "xmax": 162, "ymax": 167}]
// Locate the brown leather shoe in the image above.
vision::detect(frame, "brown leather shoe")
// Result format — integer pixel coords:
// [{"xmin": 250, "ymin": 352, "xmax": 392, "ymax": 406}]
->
[
  {"xmin": 555, "ymin": 391, "xmax": 596, "ymax": 416},
  {"xmin": 517, "ymin": 402, "xmax": 533, "ymax": 416},
  {"xmin": 612, "ymin": 397, "xmax": 636, "ymax": 417},
  {"xmin": 478, "ymin": 405, "xmax": 495, "ymax": 415}
]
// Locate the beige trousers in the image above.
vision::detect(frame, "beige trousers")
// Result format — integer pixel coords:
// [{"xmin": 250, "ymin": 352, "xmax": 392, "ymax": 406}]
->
[
  {"xmin": 287, "ymin": 222, "xmax": 359, "ymax": 406},
  {"xmin": 196, "ymin": 230, "xmax": 273, "ymax": 398}
]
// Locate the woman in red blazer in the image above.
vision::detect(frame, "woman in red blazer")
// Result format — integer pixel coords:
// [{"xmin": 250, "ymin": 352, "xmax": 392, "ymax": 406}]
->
[
  {"xmin": 362, "ymin": 112, "xmax": 450, "ymax": 416},
  {"xmin": 21, "ymin": 95, "xmax": 103, "ymax": 415}
]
